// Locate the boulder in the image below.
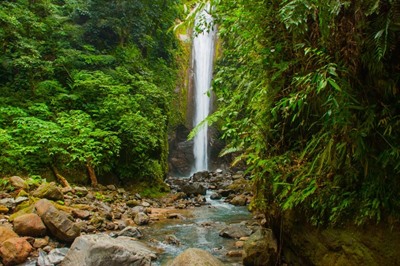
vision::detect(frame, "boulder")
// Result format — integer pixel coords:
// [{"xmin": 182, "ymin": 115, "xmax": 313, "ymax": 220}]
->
[
  {"xmin": 117, "ymin": 226, "xmax": 143, "ymax": 239},
  {"xmin": 210, "ymin": 193, "xmax": 222, "ymax": 200},
  {"xmin": 168, "ymin": 248, "xmax": 224, "ymax": 266},
  {"xmin": 219, "ymin": 224, "xmax": 252, "ymax": 239},
  {"xmin": 33, "ymin": 182, "xmax": 64, "ymax": 201},
  {"xmin": 191, "ymin": 171, "xmax": 210, "ymax": 182},
  {"xmin": 61, "ymin": 234, "xmax": 157, "ymax": 266},
  {"xmin": 134, "ymin": 212, "xmax": 150, "ymax": 225},
  {"xmin": 180, "ymin": 183, "xmax": 207, "ymax": 196},
  {"xmin": 38, "ymin": 247, "xmax": 69, "ymax": 266},
  {"xmin": 0, "ymin": 237, "xmax": 32, "ymax": 266},
  {"xmin": 71, "ymin": 209, "xmax": 91, "ymax": 220},
  {"xmin": 230, "ymin": 195, "xmax": 247, "ymax": 206},
  {"xmin": 243, "ymin": 228, "xmax": 277, "ymax": 266},
  {"xmin": 35, "ymin": 199, "xmax": 80, "ymax": 242},
  {"xmin": 0, "ymin": 226, "xmax": 19, "ymax": 244},
  {"xmin": 9, "ymin": 176, "xmax": 29, "ymax": 190},
  {"xmin": 13, "ymin": 213, "xmax": 46, "ymax": 237}
]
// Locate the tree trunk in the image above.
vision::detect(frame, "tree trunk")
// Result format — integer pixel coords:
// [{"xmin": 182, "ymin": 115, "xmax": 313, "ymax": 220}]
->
[
  {"xmin": 50, "ymin": 164, "xmax": 71, "ymax": 188},
  {"xmin": 86, "ymin": 159, "xmax": 98, "ymax": 187}
]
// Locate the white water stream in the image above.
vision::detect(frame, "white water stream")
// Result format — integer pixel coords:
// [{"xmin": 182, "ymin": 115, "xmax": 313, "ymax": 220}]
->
[{"xmin": 192, "ymin": 5, "xmax": 216, "ymax": 172}]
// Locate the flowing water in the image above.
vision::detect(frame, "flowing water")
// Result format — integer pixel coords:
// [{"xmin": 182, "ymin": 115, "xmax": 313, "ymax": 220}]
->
[
  {"xmin": 192, "ymin": 5, "xmax": 216, "ymax": 173},
  {"xmin": 143, "ymin": 191, "xmax": 252, "ymax": 265}
]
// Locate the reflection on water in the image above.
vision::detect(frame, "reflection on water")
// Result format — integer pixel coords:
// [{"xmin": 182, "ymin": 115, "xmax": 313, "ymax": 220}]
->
[{"xmin": 142, "ymin": 192, "xmax": 252, "ymax": 265}]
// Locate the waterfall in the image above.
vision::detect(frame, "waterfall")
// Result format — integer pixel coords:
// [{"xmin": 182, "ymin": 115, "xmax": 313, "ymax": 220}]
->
[{"xmin": 192, "ymin": 5, "xmax": 216, "ymax": 173}]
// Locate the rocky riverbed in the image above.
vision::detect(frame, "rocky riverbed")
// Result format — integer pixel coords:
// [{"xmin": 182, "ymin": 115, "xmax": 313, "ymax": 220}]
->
[{"xmin": 0, "ymin": 171, "xmax": 277, "ymax": 265}]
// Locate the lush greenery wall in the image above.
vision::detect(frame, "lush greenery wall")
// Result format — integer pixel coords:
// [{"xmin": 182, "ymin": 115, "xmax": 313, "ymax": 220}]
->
[
  {"xmin": 0, "ymin": 0, "xmax": 182, "ymax": 185},
  {"xmin": 198, "ymin": 0, "xmax": 400, "ymax": 225}
]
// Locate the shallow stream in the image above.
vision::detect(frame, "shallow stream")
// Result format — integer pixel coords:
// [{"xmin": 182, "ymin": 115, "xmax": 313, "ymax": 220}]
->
[{"xmin": 142, "ymin": 191, "xmax": 252, "ymax": 265}]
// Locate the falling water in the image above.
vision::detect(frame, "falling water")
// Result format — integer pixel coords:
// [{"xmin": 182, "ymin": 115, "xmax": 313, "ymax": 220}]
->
[{"xmin": 192, "ymin": 5, "xmax": 216, "ymax": 172}]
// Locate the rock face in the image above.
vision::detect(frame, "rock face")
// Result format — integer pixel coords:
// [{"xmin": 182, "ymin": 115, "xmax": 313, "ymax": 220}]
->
[
  {"xmin": 0, "ymin": 237, "xmax": 32, "ymax": 266},
  {"xmin": 33, "ymin": 182, "xmax": 64, "ymax": 201},
  {"xmin": 13, "ymin": 213, "xmax": 47, "ymax": 237},
  {"xmin": 168, "ymin": 125, "xmax": 194, "ymax": 177},
  {"xmin": 168, "ymin": 248, "xmax": 224, "ymax": 266},
  {"xmin": 61, "ymin": 234, "xmax": 157, "ymax": 266},
  {"xmin": 243, "ymin": 228, "xmax": 277, "ymax": 266},
  {"xmin": 35, "ymin": 199, "xmax": 80, "ymax": 242}
]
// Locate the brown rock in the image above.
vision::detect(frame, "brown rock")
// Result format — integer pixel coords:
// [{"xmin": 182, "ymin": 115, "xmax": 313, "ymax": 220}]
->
[
  {"xmin": 33, "ymin": 236, "xmax": 49, "ymax": 248},
  {"xmin": 0, "ymin": 226, "xmax": 19, "ymax": 244},
  {"xmin": 0, "ymin": 237, "xmax": 32, "ymax": 266},
  {"xmin": 13, "ymin": 213, "xmax": 47, "ymax": 237},
  {"xmin": 35, "ymin": 199, "xmax": 80, "ymax": 242},
  {"xmin": 0, "ymin": 205, "xmax": 9, "ymax": 214},
  {"xmin": 168, "ymin": 248, "xmax": 224, "ymax": 266},
  {"xmin": 230, "ymin": 195, "xmax": 247, "ymax": 206},
  {"xmin": 9, "ymin": 176, "xmax": 29, "ymax": 190},
  {"xmin": 71, "ymin": 209, "xmax": 91, "ymax": 220},
  {"xmin": 227, "ymin": 250, "xmax": 243, "ymax": 257}
]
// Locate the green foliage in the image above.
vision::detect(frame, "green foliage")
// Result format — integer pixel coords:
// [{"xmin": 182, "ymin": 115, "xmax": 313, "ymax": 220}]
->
[
  {"xmin": 209, "ymin": 0, "xmax": 400, "ymax": 225},
  {"xmin": 0, "ymin": 0, "xmax": 181, "ymax": 184}
]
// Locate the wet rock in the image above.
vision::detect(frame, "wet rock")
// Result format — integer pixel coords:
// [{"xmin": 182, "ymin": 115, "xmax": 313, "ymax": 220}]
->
[
  {"xmin": 35, "ymin": 199, "xmax": 80, "ymax": 242},
  {"xmin": 134, "ymin": 212, "xmax": 150, "ymax": 225},
  {"xmin": 0, "ymin": 237, "xmax": 32, "ymax": 266},
  {"xmin": 227, "ymin": 250, "xmax": 243, "ymax": 257},
  {"xmin": 61, "ymin": 234, "xmax": 156, "ymax": 266},
  {"xmin": 243, "ymin": 228, "xmax": 277, "ymax": 266},
  {"xmin": 92, "ymin": 201, "xmax": 112, "ymax": 220},
  {"xmin": 9, "ymin": 176, "xmax": 29, "ymax": 190},
  {"xmin": 167, "ymin": 213, "xmax": 186, "ymax": 220},
  {"xmin": 180, "ymin": 183, "xmax": 207, "ymax": 196},
  {"xmin": 117, "ymin": 226, "xmax": 143, "ymax": 239},
  {"xmin": 219, "ymin": 189, "xmax": 234, "ymax": 197},
  {"xmin": 168, "ymin": 248, "xmax": 224, "ymax": 266},
  {"xmin": 13, "ymin": 213, "xmax": 46, "ymax": 237},
  {"xmin": 191, "ymin": 171, "xmax": 210, "ymax": 182},
  {"xmin": 33, "ymin": 182, "xmax": 64, "ymax": 201},
  {"xmin": 164, "ymin": 235, "xmax": 181, "ymax": 246},
  {"xmin": 230, "ymin": 195, "xmax": 247, "ymax": 206},
  {"xmin": 0, "ymin": 226, "xmax": 19, "ymax": 243},
  {"xmin": 219, "ymin": 224, "xmax": 252, "ymax": 239},
  {"xmin": 210, "ymin": 193, "xmax": 222, "ymax": 200}
]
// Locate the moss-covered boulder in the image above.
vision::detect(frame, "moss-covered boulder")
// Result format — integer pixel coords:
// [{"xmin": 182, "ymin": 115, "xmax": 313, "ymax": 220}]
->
[
  {"xmin": 33, "ymin": 182, "xmax": 64, "ymax": 201},
  {"xmin": 243, "ymin": 228, "xmax": 278, "ymax": 266}
]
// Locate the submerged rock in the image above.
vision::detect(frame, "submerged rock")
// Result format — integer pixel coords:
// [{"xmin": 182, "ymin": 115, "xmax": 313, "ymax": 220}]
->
[
  {"xmin": 61, "ymin": 234, "xmax": 157, "ymax": 266},
  {"xmin": 168, "ymin": 248, "xmax": 224, "ymax": 266}
]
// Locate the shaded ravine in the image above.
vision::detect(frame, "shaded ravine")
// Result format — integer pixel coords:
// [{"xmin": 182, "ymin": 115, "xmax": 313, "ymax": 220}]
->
[{"xmin": 142, "ymin": 191, "xmax": 252, "ymax": 265}]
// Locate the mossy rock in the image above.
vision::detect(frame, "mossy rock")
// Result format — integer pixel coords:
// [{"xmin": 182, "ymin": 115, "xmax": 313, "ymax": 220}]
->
[
  {"xmin": 32, "ymin": 182, "xmax": 64, "ymax": 201},
  {"xmin": 9, "ymin": 204, "xmax": 35, "ymax": 221}
]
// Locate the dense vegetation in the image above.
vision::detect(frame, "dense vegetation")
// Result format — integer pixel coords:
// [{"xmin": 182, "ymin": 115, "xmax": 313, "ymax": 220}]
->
[
  {"xmin": 194, "ymin": 0, "xmax": 400, "ymax": 225},
  {"xmin": 0, "ymin": 0, "xmax": 181, "ymax": 186}
]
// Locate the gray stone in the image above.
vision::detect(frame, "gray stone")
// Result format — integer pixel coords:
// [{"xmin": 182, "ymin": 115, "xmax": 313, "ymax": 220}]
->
[
  {"xmin": 117, "ymin": 226, "xmax": 143, "ymax": 239},
  {"xmin": 219, "ymin": 224, "xmax": 252, "ymax": 239},
  {"xmin": 61, "ymin": 234, "xmax": 156, "ymax": 266},
  {"xmin": 180, "ymin": 183, "xmax": 207, "ymax": 196}
]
